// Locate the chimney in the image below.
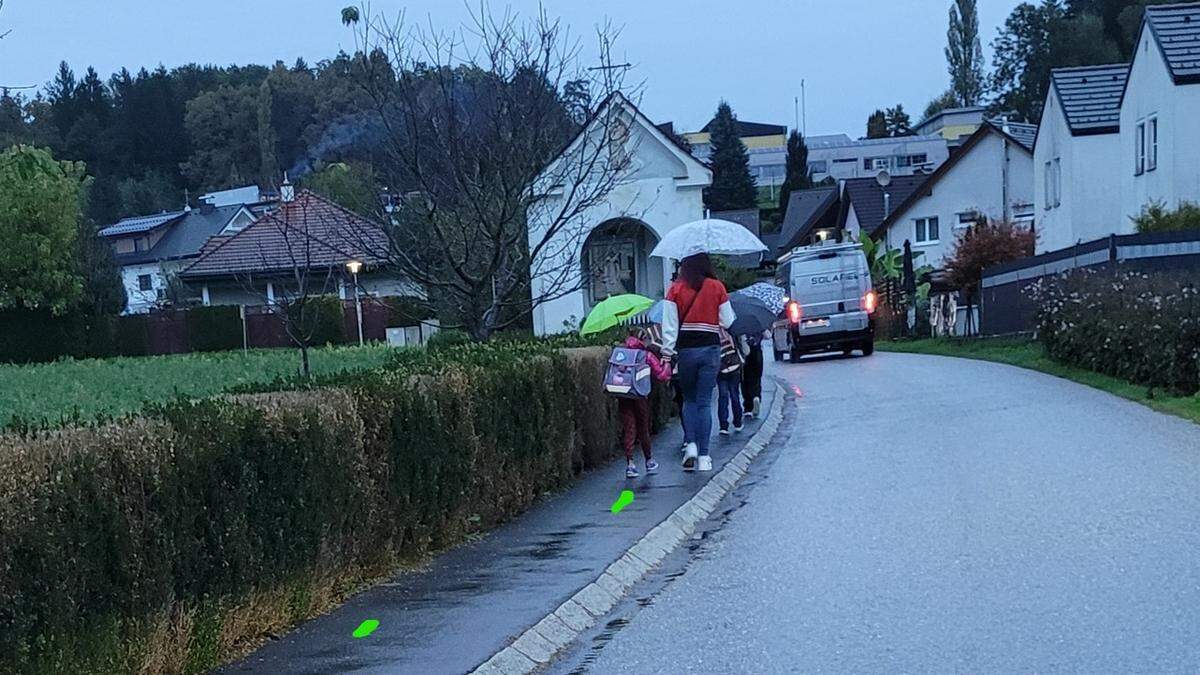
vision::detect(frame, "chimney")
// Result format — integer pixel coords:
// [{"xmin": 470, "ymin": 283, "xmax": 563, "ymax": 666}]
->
[{"xmin": 280, "ymin": 173, "xmax": 295, "ymax": 203}]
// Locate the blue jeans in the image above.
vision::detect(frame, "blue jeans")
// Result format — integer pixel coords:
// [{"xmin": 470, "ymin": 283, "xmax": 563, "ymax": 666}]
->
[
  {"xmin": 717, "ymin": 371, "xmax": 743, "ymax": 430},
  {"xmin": 676, "ymin": 345, "xmax": 720, "ymax": 456}
]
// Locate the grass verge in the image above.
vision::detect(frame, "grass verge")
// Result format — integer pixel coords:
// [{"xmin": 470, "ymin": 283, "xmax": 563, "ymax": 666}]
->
[{"xmin": 878, "ymin": 338, "xmax": 1200, "ymax": 426}]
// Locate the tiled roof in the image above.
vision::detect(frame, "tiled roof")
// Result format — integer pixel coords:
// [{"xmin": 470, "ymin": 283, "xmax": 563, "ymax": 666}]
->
[
  {"xmin": 98, "ymin": 210, "xmax": 185, "ymax": 237},
  {"xmin": 778, "ymin": 186, "xmax": 839, "ymax": 253},
  {"xmin": 1146, "ymin": 3, "xmax": 1200, "ymax": 83},
  {"xmin": 113, "ymin": 204, "xmax": 251, "ymax": 265},
  {"xmin": 844, "ymin": 174, "xmax": 929, "ymax": 236},
  {"xmin": 180, "ymin": 191, "xmax": 389, "ymax": 279},
  {"xmin": 992, "ymin": 120, "xmax": 1037, "ymax": 149},
  {"xmin": 1050, "ymin": 64, "xmax": 1129, "ymax": 135},
  {"xmin": 699, "ymin": 118, "xmax": 786, "ymax": 137}
]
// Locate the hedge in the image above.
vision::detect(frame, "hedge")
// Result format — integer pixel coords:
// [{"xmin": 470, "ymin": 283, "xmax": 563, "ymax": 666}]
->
[
  {"xmin": 185, "ymin": 306, "xmax": 243, "ymax": 353},
  {"xmin": 1030, "ymin": 269, "xmax": 1200, "ymax": 395},
  {"xmin": 0, "ymin": 342, "xmax": 671, "ymax": 673}
]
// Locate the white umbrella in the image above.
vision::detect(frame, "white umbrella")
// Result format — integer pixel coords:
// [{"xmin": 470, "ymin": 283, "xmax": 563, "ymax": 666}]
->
[{"xmin": 650, "ymin": 218, "xmax": 768, "ymax": 260}]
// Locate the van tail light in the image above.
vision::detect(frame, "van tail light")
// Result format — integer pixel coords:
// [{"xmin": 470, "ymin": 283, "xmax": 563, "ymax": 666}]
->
[
  {"xmin": 787, "ymin": 301, "xmax": 803, "ymax": 324},
  {"xmin": 861, "ymin": 290, "xmax": 878, "ymax": 314}
]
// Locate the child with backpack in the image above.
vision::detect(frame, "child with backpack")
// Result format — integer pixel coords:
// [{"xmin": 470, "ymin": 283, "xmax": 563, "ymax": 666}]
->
[
  {"xmin": 717, "ymin": 327, "xmax": 745, "ymax": 434},
  {"xmin": 604, "ymin": 327, "xmax": 672, "ymax": 478}
]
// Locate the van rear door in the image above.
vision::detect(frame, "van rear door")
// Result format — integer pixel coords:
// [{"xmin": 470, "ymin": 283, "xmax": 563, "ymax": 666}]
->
[{"xmin": 790, "ymin": 250, "xmax": 865, "ymax": 318}]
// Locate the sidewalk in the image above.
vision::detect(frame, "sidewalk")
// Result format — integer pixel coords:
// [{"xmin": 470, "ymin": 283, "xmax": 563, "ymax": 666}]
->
[{"xmin": 221, "ymin": 385, "xmax": 776, "ymax": 675}]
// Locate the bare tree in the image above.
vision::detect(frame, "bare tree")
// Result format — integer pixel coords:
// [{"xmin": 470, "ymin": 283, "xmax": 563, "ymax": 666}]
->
[
  {"xmin": 236, "ymin": 196, "xmax": 345, "ymax": 377},
  {"xmin": 343, "ymin": 4, "xmax": 638, "ymax": 340}
]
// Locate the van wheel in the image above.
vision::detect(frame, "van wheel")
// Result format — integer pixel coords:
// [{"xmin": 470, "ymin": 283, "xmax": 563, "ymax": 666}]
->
[
  {"xmin": 790, "ymin": 348, "xmax": 805, "ymax": 363},
  {"xmin": 773, "ymin": 349, "xmax": 785, "ymax": 362},
  {"xmin": 861, "ymin": 339, "xmax": 875, "ymax": 356}
]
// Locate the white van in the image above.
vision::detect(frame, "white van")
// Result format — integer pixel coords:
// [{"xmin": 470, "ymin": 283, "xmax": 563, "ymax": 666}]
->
[{"xmin": 771, "ymin": 240, "xmax": 877, "ymax": 361}]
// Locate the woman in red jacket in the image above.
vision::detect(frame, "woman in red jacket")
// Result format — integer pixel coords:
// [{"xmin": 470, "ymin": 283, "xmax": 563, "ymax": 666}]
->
[{"xmin": 660, "ymin": 253, "xmax": 735, "ymax": 472}]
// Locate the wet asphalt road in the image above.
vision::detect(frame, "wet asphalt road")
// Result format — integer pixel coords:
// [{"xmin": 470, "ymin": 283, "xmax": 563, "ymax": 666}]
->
[{"xmin": 554, "ymin": 352, "xmax": 1200, "ymax": 674}]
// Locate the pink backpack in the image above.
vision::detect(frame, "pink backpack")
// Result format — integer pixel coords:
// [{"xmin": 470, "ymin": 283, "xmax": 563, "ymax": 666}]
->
[{"xmin": 603, "ymin": 346, "xmax": 653, "ymax": 399}]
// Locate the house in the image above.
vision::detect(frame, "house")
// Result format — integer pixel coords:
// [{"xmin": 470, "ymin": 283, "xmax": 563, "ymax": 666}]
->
[
  {"xmin": 914, "ymin": 106, "xmax": 990, "ymax": 145},
  {"xmin": 528, "ymin": 93, "xmax": 711, "ymax": 335},
  {"xmin": 683, "ymin": 117, "xmax": 788, "ymax": 188},
  {"xmin": 867, "ymin": 122, "xmax": 1035, "ymax": 270},
  {"xmin": 1033, "ymin": 2, "xmax": 1200, "ymax": 253},
  {"xmin": 838, "ymin": 173, "xmax": 930, "ymax": 243},
  {"xmin": 99, "ymin": 201, "xmax": 260, "ymax": 313},
  {"xmin": 805, "ymin": 133, "xmax": 950, "ymax": 183},
  {"xmin": 1120, "ymin": 3, "xmax": 1200, "ymax": 223},
  {"xmin": 1034, "ymin": 64, "xmax": 1129, "ymax": 253},
  {"xmin": 774, "ymin": 186, "xmax": 840, "ymax": 256},
  {"xmin": 179, "ymin": 188, "xmax": 409, "ymax": 307}
]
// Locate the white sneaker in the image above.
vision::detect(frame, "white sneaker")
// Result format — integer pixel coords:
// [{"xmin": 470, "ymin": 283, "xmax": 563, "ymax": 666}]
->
[
  {"xmin": 719, "ymin": 427, "xmax": 731, "ymax": 436},
  {"xmin": 698, "ymin": 455, "xmax": 713, "ymax": 472},
  {"xmin": 681, "ymin": 442, "xmax": 698, "ymax": 471}
]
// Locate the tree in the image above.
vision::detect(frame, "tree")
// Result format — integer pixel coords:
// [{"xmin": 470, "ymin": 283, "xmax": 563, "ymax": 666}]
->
[
  {"xmin": 77, "ymin": 178, "xmax": 127, "ymax": 315},
  {"xmin": 778, "ymin": 130, "xmax": 812, "ymax": 217},
  {"xmin": 989, "ymin": 1, "xmax": 1120, "ymax": 123},
  {"xmin": 0, "ymin": 146, "xmax": 85, "ymax": 313},
  {"xmin": 302, "ymin": 161, "xmax": 380, "ymax": 218},
  {"xmin": 705, "ymin": 101, "xmax": 758, "ymax": 211},
  {"xmin": 922, "ymin": 89, "xmax": 959, "ymax": 121},
  {"xmin": 946, "ymin": 0, "xmax": 986, "ymax": 106},
  {"xmin": 45, "ymin": 61, "xmax": 78, "ymax": 144},
  {"xmin": 181, "ymin": 84, "xmax": 261, "ymax": 190},
  {"xmin": 885, "ymin": 105, "xmax": 912, "ymax": 137},
  {"xmin": 346, "ymin": 7, "xmax": 635, "ymax": 340},
  {"xmin": 257, "ymin": 62, "xmax": 317, "ymax": 181},
  {"xmin": 866, "ymin": 109, "xmax": 888, "ymax": 139},
  {"xmin": 944, "ymin": 219, "xmax": 1036, "ymax": 335}
]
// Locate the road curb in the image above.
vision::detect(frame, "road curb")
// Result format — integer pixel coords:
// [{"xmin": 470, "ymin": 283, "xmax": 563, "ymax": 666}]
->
[{"xmin": 471, "ymin": 382, "xmax": 789, "ymax": 674}]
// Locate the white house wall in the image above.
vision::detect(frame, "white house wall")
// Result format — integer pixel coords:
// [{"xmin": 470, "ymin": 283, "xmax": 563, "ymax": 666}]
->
[
  {"xmin": 120, "ymin": 263, "xmax": 167, "ymax": 314},
  {"xmin": 1035, "ymin": 89, "xmax": 1123, "ymax": 253},
  {"xmin": 883, "ymin": 132, "xmax": 1034, "ymax": 269},
  {"xmin": 1121, "ymin": 28, "xmax": 1200, "ymax": 221}
]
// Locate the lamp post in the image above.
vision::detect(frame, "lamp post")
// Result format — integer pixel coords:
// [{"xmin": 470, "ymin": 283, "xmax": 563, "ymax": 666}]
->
[{"xmin": 346, "ymin": 260, "xmax": 364, "ymax": 346}]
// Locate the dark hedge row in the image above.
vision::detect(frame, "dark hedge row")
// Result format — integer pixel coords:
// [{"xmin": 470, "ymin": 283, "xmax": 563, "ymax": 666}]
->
[
  {"xmin": 1031, "ymin": 269, "xmax": 1200, "ymax": 395},
  {"xmin": 0, "ymin": 342, "xmax": 670, "ymax": 673}
]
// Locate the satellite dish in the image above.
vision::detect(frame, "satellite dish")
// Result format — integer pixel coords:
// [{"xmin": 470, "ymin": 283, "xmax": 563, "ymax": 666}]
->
[{"xmin": 875, "ymin": 170, "xmax": 892, "ymax": 187}]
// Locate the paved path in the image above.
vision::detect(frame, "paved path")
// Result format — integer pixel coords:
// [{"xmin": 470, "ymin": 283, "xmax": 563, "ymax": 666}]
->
[
  {"xmin": 553, "ymin": 352, "xmax": 1200, "ymax": 673},
  {"xmin": 221, "ymin": 385, "xmax": 775, "ymax": 675}
]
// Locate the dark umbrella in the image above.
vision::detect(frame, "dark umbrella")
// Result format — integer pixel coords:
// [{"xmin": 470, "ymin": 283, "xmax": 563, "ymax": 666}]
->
[{"xmin": 728, "ymin": 295, "xmax": 777, "ymax": 336}]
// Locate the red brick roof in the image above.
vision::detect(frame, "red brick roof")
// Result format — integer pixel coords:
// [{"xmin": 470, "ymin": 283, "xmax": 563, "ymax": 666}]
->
[{"xmin": 180, "ymin": 191, "xmax": 389, "ymax": 279}]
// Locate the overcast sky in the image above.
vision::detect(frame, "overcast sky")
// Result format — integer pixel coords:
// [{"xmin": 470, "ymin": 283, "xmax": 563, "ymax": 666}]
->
[{"xmin": 2, "ymin": 0, "xmax": 1022, "ymax": 136}]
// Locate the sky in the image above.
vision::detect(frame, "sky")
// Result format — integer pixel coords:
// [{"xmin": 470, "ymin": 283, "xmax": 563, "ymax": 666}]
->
[{"xmin": 1, "ymin": 0, "xmax": 1023, "ymax": 137}]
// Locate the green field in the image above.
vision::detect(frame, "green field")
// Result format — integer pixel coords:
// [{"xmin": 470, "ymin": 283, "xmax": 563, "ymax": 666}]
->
[
  {"xmin": 0, "ymin": 345, "xmax": 396, "ymax": 427},
  {"xmin": 878, "ymin": 338, "xmax": 1200, "ymax": 425}
]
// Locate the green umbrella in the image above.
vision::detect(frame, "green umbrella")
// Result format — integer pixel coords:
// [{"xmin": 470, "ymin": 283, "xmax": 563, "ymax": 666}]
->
[{"xmin": 580, "ymin": 294, "xmax": 656, "ymax": 335}]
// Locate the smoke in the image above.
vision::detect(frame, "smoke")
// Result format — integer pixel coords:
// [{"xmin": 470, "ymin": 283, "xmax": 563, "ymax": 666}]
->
[{"xmin": 289, "ymin": 112, "xmax": 387, "ymax": 179}]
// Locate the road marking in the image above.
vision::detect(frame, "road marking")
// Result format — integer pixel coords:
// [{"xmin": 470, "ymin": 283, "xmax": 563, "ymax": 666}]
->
[
  {"xmin": 353, "ymin": 619, "xmax": 380, "ymax": 638},
  {"xmin": 610, "ymin": 489, "xmax": 635, "ymax": 514}
]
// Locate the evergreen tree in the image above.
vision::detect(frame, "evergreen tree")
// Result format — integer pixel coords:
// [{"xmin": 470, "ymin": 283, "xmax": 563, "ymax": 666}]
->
[
  {"xmin": 778, "ymin": 130, "xmax": 812, "ymax": 218},
  {"xmin": 946, "ymin": 0, "xmax": 986, "ymax": 106},
  {"xmin": 703, "ymin": 101, "xmax": 757, "ymax": 211},
  {"xmin": 885, "ymin": 105, "xmax": 913, "ymax": 137},
  {"xmin": 922, "ymin": 89, "xmax": 959, "ymax": 121},
  {"xmin": 866, "ymin": 109, "xmax": 888, "ymax": 139},
  {"xmin": 46, "ymin": 61, "xmax": 77, "ymax": 143}
]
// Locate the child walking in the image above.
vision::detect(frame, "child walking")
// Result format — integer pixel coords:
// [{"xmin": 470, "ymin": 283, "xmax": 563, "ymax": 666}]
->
[
  {"xmin": 717, "ymin": 328, "xmax": 745, "ymax": 434},
  {"xmin": 619, "ymin": 328, "xmax": 672, "ymax": 478}
]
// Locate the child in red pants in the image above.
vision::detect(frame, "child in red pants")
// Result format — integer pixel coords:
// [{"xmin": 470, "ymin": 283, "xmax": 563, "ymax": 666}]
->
[{"xmin": 620, "ymin": 329, "xmax": 672, "ymax": 478}]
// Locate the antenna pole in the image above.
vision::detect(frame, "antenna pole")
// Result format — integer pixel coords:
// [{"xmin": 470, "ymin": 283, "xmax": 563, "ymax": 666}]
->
[
  {"xmin": 794, "ymin": 96, "xmax": 800, "ymax": 133},
  {"xmin": 801, "ymin": 79, "xmax": 807, "ymax": 136}
]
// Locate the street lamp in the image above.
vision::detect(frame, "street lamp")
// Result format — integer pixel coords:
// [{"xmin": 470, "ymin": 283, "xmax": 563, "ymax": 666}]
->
[{"xmin": 346, "ymin": 260, "xmax": 364, "ymax": 346}]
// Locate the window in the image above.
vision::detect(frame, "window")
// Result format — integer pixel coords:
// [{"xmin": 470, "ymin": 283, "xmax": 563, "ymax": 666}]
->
[
  {"xmin": 896, "ymin": 153, "xmax": 928, "ymax": 168},
  {"xmin": 914, "ymin": 217, "xmax": 939, "ymax": 243},
  {"xmin": 1044, "ymin": 161, "xmax": 1053, "ymax": 210},
  {"xmin": 1135, "ymin": 121, "xmax": 1146, "ymax": 175},
  {"xmin": 137, "ymin": 274, "xmax": 153, "ymax": 292},
  {"xmin": 1147, "ymin": 116, "xmax": 1158, "ymax": 171},
  {"xmin": 956, "ymin": 211, "xmax": 979, "ymax": 228},
  {"xmin": 863, "ymin": 157, "xmax": 889, "ymax": 171},
  {"xmin": 1053, "ymin": 158, "xmax": 1061, "ymax": 207},
  {"xmin": 807, "ymin": 160, "xmax": 828, "ymax": 174}
]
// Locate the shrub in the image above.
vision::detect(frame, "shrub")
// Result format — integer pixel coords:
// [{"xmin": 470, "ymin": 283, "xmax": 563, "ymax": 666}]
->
[
  {"xmin": 426, "ymin": 328, "xmax": 472, "ymax": 349},
  {"xmin": 1132, "ymin": 200, "xmax": 1200, "ymax": 234},
  {"xmin": 1030, "ymin": 269, "xmax": 1200, "ymax": 395},
  {"xmin": 0, "ymin": 342, "xmax": 671, "ymax": 673},
  {"xmin": 186, "ymin": 305, "xmax": 243, "ymax": 352}
]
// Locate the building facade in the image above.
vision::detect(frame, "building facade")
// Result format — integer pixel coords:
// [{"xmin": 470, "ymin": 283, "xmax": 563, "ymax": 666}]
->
[
  {"xmin": 805, "ymin": 133, "xmax": 950, "ymax": 183},
  {"xmin": 530, "ymin": 94, "xmax": 711, "ymax": 335}
]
